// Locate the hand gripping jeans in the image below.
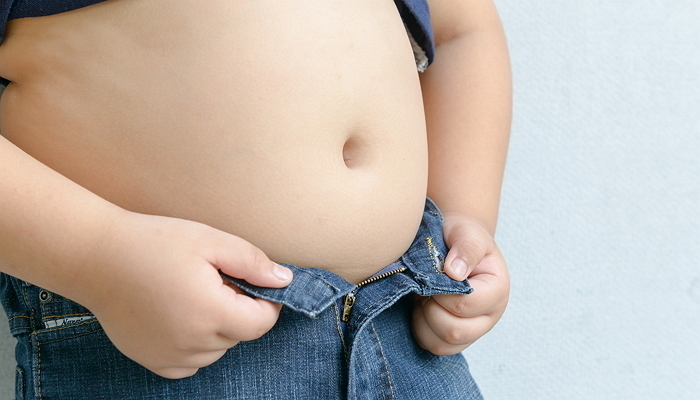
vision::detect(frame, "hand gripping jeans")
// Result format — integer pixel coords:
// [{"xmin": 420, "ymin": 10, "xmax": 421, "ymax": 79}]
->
[{"xmin": 1, "ymin": 199, "xmax": 483, "ymax": 400}]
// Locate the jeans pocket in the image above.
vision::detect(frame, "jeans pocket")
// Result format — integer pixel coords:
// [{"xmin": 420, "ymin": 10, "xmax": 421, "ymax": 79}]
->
[{"xmin": 30, "ymin": 288, "xmax": 101, "ymax": 345}]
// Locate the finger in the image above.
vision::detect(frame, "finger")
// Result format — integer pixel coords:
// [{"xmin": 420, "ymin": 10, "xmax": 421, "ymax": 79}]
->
[
  {"xmin": 154, "ymin": 367, "xmax": 200, "ymax": 380},
  {"xmin": 442, "ymin": 223, "xmax": 492, "ymax": 281},
  {"xmin": 418, "ymin": 297, "xmax": 496, "ymax": 348},
  {"xmin": 216, "ymin": 291, "xmax": 283, "ymax": 342},
  {"xmin": 154, "ymin": 271, "xmax": 283, "ymax": 353},
  {"xmin": 177, "ymin": 349, "xmax": 229, "ymax": 369},
  {"xmin": 432, "ymin": 273, "xmax": 508, "ymax": 318},
  {"xmin": 206, "ymin": 236, "xmax": 293, "ymax": 288},
  {"xmin": 154, "ymin": 347, "xmax": 230, "ymax": 371},
  {"xmin": 411, "ymin": 302, "xmax": 472, "ymax": 355},
  {"xmin": 437, "ymin": 242, "xmax": 510, "ymax": 317}
]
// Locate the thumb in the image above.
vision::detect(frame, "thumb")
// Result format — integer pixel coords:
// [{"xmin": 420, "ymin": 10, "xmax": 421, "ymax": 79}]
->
[
  {"xmin": 442, "ymin": 221, "xmax": 492, "ymax": 282},
  {"xmin": 206, "ymin": 235, "xmax": 293, "ymax": 288}
]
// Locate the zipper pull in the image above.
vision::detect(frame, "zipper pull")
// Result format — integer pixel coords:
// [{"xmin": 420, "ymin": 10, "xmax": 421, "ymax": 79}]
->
[{"xmin": 341, "ymin": 291, "xmax": 356, "ymax": 322}]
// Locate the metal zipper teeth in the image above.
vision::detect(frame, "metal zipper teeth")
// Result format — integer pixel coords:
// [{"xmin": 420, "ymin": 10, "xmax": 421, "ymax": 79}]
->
[
  {"xmin": 341, "ymin": 266, "xmax": 407, "ymax": 322},
  {"xmin": 355, "ymin": 266, "xmax": 407, "ymax": 288}
]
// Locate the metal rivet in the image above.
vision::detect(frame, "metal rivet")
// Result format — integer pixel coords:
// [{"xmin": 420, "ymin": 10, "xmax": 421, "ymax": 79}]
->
[{"xmin": 39, "ymin": 290, "xmax": 52, "ymax": 303}]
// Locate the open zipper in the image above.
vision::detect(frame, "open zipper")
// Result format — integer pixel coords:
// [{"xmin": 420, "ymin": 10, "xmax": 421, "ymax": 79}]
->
[{"xmin": 341, "ymin": 266, "xmax": 407, "ymax": 322}]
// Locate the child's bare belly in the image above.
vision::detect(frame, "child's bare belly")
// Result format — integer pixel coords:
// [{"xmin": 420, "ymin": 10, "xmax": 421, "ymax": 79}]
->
[{"xmin": 0, "ymin": 0, "xmax": 429, "ymax": 283}]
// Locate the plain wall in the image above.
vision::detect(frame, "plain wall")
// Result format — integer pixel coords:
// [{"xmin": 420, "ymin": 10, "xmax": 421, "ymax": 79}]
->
[
  {"xmin": 465, "ymin": 1, "xmax": 700, "ymax": 399},
  {"xmin": 1, "ymin": 0, "xmax": 699, "ymax": 398}
]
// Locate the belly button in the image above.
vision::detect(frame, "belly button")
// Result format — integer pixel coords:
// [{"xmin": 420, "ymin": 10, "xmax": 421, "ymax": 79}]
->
[{"xmin": 342, "ymin": 137, "xmax": 363, "ymax": 169}]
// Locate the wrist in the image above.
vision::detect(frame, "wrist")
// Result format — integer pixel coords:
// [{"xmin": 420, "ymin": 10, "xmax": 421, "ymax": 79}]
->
[
  {"xmin": 441, "ymin": 211, "xmax": 494, "ymax": 237},
  {"xmin": 50, "ymin": 204, "xmax": 132, "ymax": 307}
]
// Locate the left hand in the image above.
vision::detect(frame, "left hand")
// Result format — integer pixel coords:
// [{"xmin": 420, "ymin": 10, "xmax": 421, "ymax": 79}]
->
[{"xmin": 411, "ymin": 213, "xmax": 510, "ymax": 355}]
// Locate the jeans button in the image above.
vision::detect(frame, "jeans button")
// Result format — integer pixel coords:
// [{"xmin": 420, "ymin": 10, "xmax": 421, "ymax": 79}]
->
[{"xmin": 39, "ymin": 289, "xmax": 52, "ymax": 303}]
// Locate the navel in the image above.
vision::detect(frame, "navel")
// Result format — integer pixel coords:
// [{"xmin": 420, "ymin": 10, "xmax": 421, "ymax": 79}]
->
[{"xmin": 342, "ymin": 136, "xmax": 363, "ymax": 169}]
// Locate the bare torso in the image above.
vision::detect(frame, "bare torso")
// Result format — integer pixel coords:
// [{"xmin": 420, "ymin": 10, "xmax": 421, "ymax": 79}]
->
[{"xmin": 0, "ymin": 0, "xmax": 429, "ymax": 283}]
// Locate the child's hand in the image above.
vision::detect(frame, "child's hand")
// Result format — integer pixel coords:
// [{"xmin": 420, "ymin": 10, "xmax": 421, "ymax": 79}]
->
[
  {"xmin": 412, "ymin": 214, "xmax": 509, "ymax": 355},
  {"xmin": 80, "ymin": 211, "xmax": 293, "ymax": 379}
]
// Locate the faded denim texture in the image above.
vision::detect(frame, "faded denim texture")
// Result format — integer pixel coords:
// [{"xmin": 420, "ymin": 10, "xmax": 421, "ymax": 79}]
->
[{"xmin": 0, "ymin": 199, "xmax": 482, "ymax": 400}]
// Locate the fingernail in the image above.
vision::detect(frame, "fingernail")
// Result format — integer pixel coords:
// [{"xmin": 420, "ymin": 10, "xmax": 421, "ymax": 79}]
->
[
  {"xmin": 273, "ymin": 265, "xmax": 293, "ymax": 282},
  {"xmin": 451, "ymin": 258, "xmax": 468, "ymax": 280}
]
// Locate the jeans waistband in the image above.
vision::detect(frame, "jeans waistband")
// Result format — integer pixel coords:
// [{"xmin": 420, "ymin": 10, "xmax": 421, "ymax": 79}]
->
[{"xmin": 224, "ymin": 198, "xmax": 473, "ymax": 318}]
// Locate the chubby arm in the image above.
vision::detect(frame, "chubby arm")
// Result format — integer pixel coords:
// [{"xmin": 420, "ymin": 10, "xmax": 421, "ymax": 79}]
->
[
  {"xmin": 0, "ymin": 133, "xmax": 119, "ymax": 292},
  {"xmin": 0, "ymin": 131, "xmax": 292, "ymax": 378},
  {"xmin": 423, "ymin": 0, "xmax": 511, "ymax": 232},
  {"xmin": 413, "ymin": 0, "xmax": 511, "ymax": 354}
]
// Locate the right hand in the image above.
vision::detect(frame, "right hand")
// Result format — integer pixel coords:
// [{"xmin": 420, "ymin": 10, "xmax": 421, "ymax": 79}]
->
[{"xmin": 79, "ymin": 210, "xmax": 293, "ymax": 379}]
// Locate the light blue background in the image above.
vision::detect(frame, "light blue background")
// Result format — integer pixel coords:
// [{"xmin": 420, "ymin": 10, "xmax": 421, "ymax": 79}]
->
[
  {"xmin": 1, "ymin": 0, "xmax": 698, "ymax": 398},
  {"xmin": 464, "ymin": 1, "xmax": 700, "ymax": 399}
]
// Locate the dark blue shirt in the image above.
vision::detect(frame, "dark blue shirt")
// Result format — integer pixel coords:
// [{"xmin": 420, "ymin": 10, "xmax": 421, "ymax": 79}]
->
[{"xmin": 1, "ymin": 0, "xmax": 111, "ymax": 39}]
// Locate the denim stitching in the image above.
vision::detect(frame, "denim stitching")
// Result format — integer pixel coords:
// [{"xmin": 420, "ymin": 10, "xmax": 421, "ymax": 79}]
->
[
  {"xmin": 32, "ymin": 321, "xmax": 103, "ymax": 399},
  {"xmin": 332, "ymin": 302, "xmax": 349, "ymax": 362},
  {"xmin": 41, "ymin": 312, "xmax": 93, "ymax": 320},
  {"xmin": 20, "ymin": 286, "xmax": 43, "ymax": 399},
  {"xmin": 369, "ymin": 322, "xmax": 396, "ymax": 399},
  {"xmin": 34, "ymin": 319, "xmax": 99, "ymax": 335},
  {"xmin": 19, "ymin": 284, "xmax": 35, "ymax": 329},
  {"xmin": 425, "ymin": 237, "xmax": 446, "ymax": 274},
  {"xmin": 15, "ymin": 366, "xmax": 24, "ymax": 400},
  {"xmin": 34, "ymin": 325, "xmax": 102, "ymax": 345},
  {"xmin": 352, "ymin": 281, "xmax": 413, "ymax": 333},
  {"xmin": 33, "ymin": 335, "xmax": 42, "ymax": 400},
  {"xmin": 7, "ymin": 315, "xmax": 31, "ymax": 336},
  {"xmin": 224, "ymin": 276, "xmax": 345, "ymax": 315}
]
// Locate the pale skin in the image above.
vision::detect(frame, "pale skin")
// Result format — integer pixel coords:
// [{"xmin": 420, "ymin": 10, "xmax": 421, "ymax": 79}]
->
[
  {"xmin": 0, "ymin": 138, "xmax": 295, "ymax": 379},
  {"xmin": 414, "ymin": 0, "xmax": 511, "ymax": 355},
  {"xmin": 0, "ymin": 0, "xmax": 510, "ymax": 380}
]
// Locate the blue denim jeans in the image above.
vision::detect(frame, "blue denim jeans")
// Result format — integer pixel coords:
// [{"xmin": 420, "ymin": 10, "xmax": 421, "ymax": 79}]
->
[{"xmin": 1, "ymin": 198, "xmax": 483, "ymax": 399}]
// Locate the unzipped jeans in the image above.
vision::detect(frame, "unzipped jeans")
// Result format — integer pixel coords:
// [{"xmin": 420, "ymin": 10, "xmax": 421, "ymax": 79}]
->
[{"xmin": 1, "ymin": 198, "xmax": 483, "ymax": 399}]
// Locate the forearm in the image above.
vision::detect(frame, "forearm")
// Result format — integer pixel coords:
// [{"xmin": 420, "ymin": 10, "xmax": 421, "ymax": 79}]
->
[
  {"xmin": 0, "ymin": 136, "xmax": 293, "ymax": 378},
  {"xmin": 0, "ymin": 135, "xmax": 123, "ymax": 298},
  {"xmin": 422, "ymin": 0, "xmax": 511, "ymax": 235}
]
